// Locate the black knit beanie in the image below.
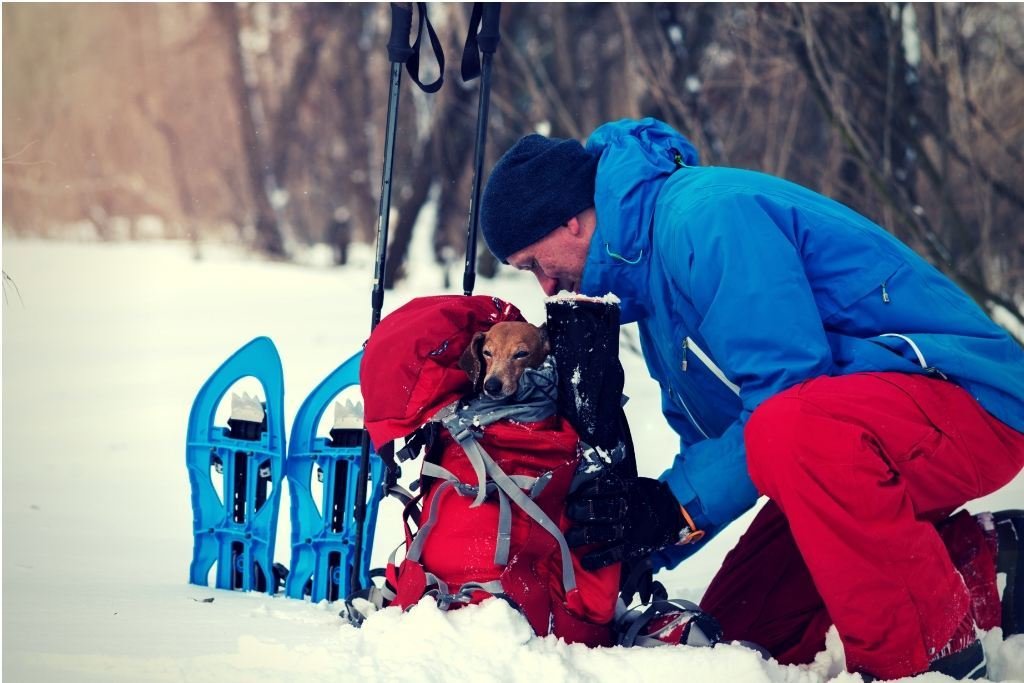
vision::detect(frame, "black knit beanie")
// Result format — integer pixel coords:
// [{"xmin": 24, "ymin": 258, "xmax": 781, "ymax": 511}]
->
[{"xmin": 481, "ymin": 134, "xmax": 599, "ymax": 263}]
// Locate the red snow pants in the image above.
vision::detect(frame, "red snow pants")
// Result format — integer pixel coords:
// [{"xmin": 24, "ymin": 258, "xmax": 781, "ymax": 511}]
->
[{"xmin": 700, "ymin": 372, "xmax": 1024, "ymax": 680}]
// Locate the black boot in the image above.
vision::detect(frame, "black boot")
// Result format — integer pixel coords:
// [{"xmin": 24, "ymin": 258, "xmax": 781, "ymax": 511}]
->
[
  {"xmin": 927, "ymin": 611, "xmax": 986, "ymax": 680},
  {"xmin": 994, "ymin": 509, "xmax": 1024, "ymax": 637}
]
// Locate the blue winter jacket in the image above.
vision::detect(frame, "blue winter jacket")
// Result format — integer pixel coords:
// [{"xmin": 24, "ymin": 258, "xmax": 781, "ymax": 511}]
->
[{"xmin": 579, "ymin": 118, "xmax": 1024, "ymax": 571}]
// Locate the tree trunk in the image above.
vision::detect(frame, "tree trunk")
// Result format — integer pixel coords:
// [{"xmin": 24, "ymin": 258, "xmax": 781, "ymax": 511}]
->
[
  {"xmin": 214, "ymin": 3, "xmax": 285, "ymax": 258},
  {"xmin": 270, "ymin": 4, "xmax": 331, "ymax": 185},
  {"xmin": 332, "ymin": 4, "xmax": 379, "ymax": 246}
]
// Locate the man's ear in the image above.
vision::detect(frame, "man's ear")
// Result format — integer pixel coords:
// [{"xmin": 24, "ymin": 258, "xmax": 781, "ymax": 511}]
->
[
  {"xmin": 565, "ymin": 216, "xmax": 582, "ymax": 237},
  {"xmin": 458, "ymin": 331, "xmax": 486, "ymax": 391},
  {"xmin": 568, "ymin": 208, "xmax": 597, "ymax": 240},
  {"xmin": 565, "ymin": 208, "xmax": 596, "ymax": 237}
]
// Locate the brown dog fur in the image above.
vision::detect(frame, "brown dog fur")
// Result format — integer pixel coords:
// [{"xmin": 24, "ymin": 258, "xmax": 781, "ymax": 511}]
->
[{"xmin": 459, "ymin": 321, "xmax": 550, "ymax": 399}]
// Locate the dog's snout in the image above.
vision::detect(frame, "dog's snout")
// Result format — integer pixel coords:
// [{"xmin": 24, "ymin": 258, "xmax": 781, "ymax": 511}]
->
[{"xmin": 483, "ymin": 377, "xmax": 504, "ymax": 397}]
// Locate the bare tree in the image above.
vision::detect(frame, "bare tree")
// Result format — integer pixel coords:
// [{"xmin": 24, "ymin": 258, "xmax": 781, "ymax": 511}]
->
[
  {"xmin": 4, "ymin": 3, "xmax": 1021, "ymax": 327},
  {"xmin": 214, "ymin": 3, "xmax": 286, "ymax": 258}
]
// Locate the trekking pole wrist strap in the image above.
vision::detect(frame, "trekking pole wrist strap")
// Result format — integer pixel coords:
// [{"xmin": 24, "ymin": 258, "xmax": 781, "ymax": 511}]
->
[
  {"xmin": 676, "ymin": 504, "xmax": 706, "ymax": 545},
  {"xmin": 389, "ymin": 2, "xmax": 444, "ymax": 92}
]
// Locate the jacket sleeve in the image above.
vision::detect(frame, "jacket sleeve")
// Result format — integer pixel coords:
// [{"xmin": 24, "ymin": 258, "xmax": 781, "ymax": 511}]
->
[{"xmin": 654, "ymin": 191, "xmax": 834, "ymax": 569}]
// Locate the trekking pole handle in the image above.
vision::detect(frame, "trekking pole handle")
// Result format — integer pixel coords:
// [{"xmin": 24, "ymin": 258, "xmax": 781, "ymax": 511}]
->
[
  {"xmin": 478, "ymin": 4, "xmax": 501, "ymax": 54},
  {"xmin": 387, "ymin": 3, "xmax": 415, "ymax": 64},
  {"xmin": 462, "ymin": 55, "xmax": 495, "ymax": 297}
]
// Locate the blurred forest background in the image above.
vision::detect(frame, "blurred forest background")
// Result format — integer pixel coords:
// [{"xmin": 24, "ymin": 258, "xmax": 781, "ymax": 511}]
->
[{"xmin": 3, "ymin": 3, "xmax": 1023, "ymax": 325}]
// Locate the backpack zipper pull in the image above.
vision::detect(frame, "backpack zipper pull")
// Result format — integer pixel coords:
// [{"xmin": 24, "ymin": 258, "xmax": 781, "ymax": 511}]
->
[
  {"xmin": 881, "ymin": 282, "xmax": 891, "ymax": 304},
  {"xmin": 682, "ymin": 338, "xmax": 689, "ymax": 372}
]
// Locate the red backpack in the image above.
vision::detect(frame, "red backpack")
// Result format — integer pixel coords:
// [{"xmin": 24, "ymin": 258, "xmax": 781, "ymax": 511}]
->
[{"xmin": 361, "ymin": 295, "xmax": 620, "ymax": 645}]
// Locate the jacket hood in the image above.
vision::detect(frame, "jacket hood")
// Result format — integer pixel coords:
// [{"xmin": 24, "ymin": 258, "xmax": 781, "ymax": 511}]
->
[{"xmin": 580, "ymin": 118, "xmax": 700, "ymax": 323}]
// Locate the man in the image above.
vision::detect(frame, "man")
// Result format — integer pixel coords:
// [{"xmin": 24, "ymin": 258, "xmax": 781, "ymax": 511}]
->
[{"xmin": 479, "ymin": 117, "xmax": 1024, "ymax": 680}]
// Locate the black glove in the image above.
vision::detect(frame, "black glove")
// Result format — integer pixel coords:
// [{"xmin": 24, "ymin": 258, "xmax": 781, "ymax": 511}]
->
[{"xmin": 565, "ymin": 475, "xmax": 685, "ymax": 570}]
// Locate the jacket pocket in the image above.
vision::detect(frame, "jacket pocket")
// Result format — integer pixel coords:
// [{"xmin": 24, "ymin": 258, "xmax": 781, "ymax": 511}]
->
[
  {"xmin": 672, "ymin": 328, "xmax": 743, "ymax": 438},
  {"xmin": 816, "ymin": 252, "xmax": 903, "ymax": 320}
]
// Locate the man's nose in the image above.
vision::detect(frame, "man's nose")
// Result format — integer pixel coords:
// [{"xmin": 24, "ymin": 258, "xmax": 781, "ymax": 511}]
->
[{"xmin": 536, "ymin": 273, "xmax": 559, "ymax": 296}]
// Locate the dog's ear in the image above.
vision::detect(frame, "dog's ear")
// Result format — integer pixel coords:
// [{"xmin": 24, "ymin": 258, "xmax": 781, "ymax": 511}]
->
[
  {"xmin": 537, "ymin": 323, "xmax": 551, "ymax": 356},
  {"xmin": 458, "ymin": 331, "xmax": 486, "ymax": 390}
]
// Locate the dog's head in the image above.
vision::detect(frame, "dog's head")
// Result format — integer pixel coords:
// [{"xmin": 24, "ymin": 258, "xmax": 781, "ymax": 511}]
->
[{"xmin": 459, "ymin": 321, "xmax": 550, "ymax": 400}]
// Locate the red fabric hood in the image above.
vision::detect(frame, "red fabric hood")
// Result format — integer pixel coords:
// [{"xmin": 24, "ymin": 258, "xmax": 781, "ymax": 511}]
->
[{"xmin": 360, "ymin": 295, "xmax": 525, "ymax": 447}]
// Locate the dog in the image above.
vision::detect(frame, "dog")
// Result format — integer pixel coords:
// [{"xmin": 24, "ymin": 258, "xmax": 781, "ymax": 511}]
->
[{"xmin": 459, "ymin": 321, "xmax": 550, "ymax": 400}]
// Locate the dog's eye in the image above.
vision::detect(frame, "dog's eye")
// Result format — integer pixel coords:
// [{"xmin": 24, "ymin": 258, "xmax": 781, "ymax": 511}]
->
[
  {"xmin": 482, "ymin": 349, "xmax": 492, "ymax": 357},
  {"xmin": 513, "ymin": 350, "xmax": 529, "ymax": 359}
]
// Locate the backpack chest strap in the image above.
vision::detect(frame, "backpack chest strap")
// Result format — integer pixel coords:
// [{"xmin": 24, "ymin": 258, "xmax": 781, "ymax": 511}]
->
[
  {"xmin": 419, "ymin": 460, "xmax": 552, "ymax": 567},
  {"xmin": 459, "ymin": 436, "xmax": 577, "ymax": 594}
]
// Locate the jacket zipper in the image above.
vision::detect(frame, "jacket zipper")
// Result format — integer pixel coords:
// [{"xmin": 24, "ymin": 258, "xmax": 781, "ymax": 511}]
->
[
  {"xmin": 669, "ymin": 386, "xmax": 710, "ymax": 440},
  {"xmin": 682, "ymin": 337, "xmax": 741, "ymax": 396}
]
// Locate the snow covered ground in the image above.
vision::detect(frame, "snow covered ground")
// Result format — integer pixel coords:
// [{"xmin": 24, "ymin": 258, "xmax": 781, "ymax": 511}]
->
[{"xmin": 3, "ymin": 236, "xmax": 1023, "ymax": 682}]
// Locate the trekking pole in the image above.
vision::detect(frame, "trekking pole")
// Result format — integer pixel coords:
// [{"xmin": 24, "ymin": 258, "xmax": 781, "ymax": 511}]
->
[
  {"xmin": 461, "ymin": 3, "xmax": 501, "ymax": 296},
  {"xmin": 352, "ymin": 2, "xmax": 415, "ymax": 595}
]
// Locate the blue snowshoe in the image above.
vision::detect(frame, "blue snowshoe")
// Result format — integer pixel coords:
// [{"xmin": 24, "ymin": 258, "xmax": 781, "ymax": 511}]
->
[
  {"xmin": 186, "ymin": 336, "xmax": 287, "ymax": 594},
  {"xmin": 285, "ymin": 349, "xmax": 389, "ymax": 602}
]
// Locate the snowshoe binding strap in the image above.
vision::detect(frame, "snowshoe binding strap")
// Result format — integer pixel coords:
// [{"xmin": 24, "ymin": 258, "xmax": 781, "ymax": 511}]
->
[{"xmin": 617, "ymin": 599, "xmax": 723, "ymax": 648}]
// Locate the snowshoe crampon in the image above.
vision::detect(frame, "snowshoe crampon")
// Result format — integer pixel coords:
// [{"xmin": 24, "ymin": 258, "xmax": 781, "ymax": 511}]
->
[{"xmin": 186, "ymin": 337, "xmax": 286, "ymax": 594}]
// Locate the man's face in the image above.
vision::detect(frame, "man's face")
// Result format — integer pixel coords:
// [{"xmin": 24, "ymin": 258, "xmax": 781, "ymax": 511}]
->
[{"xmin": 506, "ymin": 211, "xmax": 595, "ymax": 296}]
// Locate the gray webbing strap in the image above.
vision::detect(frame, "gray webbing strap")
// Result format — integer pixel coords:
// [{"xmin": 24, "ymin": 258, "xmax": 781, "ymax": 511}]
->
[
  {"xmin": 465, "ymin": 438, "xmax": 489, "ymax": 508},
  {"xmin": 422, "ymin": 571, "xmax": 451, "ymax": 606},
  {"xmin": 494, "ymin": 487, "xmax": 512, "ymax": 566},
  {"xmin": 424, "ymin": 576, "xmax": 507, "ymax": 610},
  {"xmin": 445, "ymin": 415, "xmax": 555, "ymax": 507},
  {"xmin": 421, "ymin": 461, "xmax": 539, "ymax": 492},
  {"xmin": 387, "ymin": 484, "xmax": 416, "ymax": 506},
  {"xmin": 420, "ymin": 460, "xmax": 539, "ymax": 566},
  {"xmin": 530, "ymin": 471, "xmax": 553, "ymax": 498},
  {"xmin": 455, "ymin": 580, "xmax": 506, "ymax": 596},
  {"xmin": 407, "ymin": 480, "xmax": 456, "ymax": 562},
  {"xmin": 420, "ymin": 461, "xmax": 459, "ymax": 484},
  {"xmin": 461, "ymin": 437, "xmax": 577, "ymax": 593},
  {"xmin": 440, "ymin": 359, "xmax": 558, "ymax": 508}
]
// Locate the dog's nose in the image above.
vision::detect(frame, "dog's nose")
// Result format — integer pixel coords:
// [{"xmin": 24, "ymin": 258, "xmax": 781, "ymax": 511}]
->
[{"xmin": 483, "ymin": 377, "xmax": 504, "ymax": 397}]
